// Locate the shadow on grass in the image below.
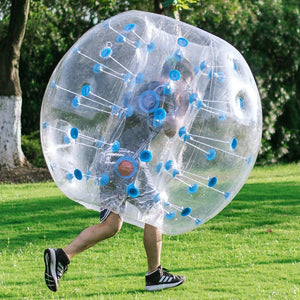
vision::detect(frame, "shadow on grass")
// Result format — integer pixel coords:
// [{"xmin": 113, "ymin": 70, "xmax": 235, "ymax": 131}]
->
[
  {"xmin": 1, "ymin": 181, "xmax": 299, "ymax": 247},
  {"xmin": 203, "ymin": 181, "xmax": 300, "ymax": 231},
  {"xmin": 1, "ymin": 195, "xmax": 97, "ymax": 248},
  {"xmin": 84, "ymin": 289, "xmax": 149, "ymax": 297}
]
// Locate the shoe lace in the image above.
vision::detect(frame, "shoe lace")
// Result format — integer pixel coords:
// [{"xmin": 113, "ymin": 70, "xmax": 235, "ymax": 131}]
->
[
  {"xmin": 162, "ymin": 268, "xmax": 173, "ymax": 277},
  {"xmin": 161, "ymin": 267, "xmax": 181, "ymax": 280}
]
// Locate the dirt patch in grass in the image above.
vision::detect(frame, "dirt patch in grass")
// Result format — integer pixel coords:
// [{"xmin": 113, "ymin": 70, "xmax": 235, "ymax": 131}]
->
[{"xmin": 0, "ymin": 166, "xmax": 52, "ymax": 184}]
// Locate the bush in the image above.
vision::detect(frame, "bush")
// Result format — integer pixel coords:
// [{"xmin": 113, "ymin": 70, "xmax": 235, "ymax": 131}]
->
[{"xmin": 22, "ymin": 131, "xmax": 46, "ymax": 168}]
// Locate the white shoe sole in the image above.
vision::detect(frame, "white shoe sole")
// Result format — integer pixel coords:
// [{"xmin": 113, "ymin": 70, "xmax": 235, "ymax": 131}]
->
[
  {"xmin": 44, "ymin": 248, "xmax": 58, "ymax": 291},
  {"xmin": 145, "ymin": 280, "xmax": 184, "ymax": 291}
]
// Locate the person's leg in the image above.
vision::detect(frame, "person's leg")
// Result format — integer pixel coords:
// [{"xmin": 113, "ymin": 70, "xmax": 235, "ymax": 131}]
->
[
  {"xmin": 64, "ymin": 212, "xmax": 123, "ymax": 259},
  {"xmin": 143, "ymin": 223, "xmax": 162, "ymax": 273},
  {"xmin": 143, "ymin": 223, "xmax": 186, "ymax": 291},
  {"xmin": 44, "ymin": 212, "xmax": 122, "ymax": 292}
]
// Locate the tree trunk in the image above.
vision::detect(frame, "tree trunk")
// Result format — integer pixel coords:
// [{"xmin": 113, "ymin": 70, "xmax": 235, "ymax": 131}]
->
[
  {"xmin": 158, "ymin": 0, "xmax": 180, "ymax": 20},
  {"xmin": 0, "ymin": 0, "xmax": 30, "ymax": 169},
  {"xmin": 0, "ymin": 96, "xmax": 26, "ymax": 168}
]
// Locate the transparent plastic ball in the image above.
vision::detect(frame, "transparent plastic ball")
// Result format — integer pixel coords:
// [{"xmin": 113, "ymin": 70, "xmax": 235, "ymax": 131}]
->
[{"xmin": 40, "ymin": 10, "xmax": 262, "ymax": 235}]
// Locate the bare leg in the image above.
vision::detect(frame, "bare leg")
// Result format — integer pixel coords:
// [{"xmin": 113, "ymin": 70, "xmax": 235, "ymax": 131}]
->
[
  {"xmin": 64, "ymin": 212, "xmax": 122, "ymax": 260},
  {"xmin": 143, "ymin": 223, "xmax": 162, "ymax": 273}
]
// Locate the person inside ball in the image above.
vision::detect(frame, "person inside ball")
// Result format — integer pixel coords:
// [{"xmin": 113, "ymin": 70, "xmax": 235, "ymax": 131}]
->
[{"xmin": 44, "ymin": 56, "xmax": 195, "ymax": 292}]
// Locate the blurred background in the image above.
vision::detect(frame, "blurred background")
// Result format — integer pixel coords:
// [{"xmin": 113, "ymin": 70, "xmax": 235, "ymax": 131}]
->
[{"xmin": 0, "ymin": 0, "xmax": 299, "ymax": 168}]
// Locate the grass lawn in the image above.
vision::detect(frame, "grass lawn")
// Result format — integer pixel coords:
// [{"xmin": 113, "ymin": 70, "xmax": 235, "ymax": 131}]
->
[{"xmin": 0, "ymin": 163, "xmax": 300, "ymax": 299}]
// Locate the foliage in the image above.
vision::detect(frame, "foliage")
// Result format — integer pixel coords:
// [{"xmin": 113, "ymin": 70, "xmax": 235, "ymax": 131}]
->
[
  {"xmin": 249, "ymin": 1, "xmax": 300, "ymax": 163},
  {"xmin": 182, "ymin": 0, "xmax": 300, "ymax": 163},
  {"xmin": 0, "ymin": 0, "xmax": 299, "ymax": 163},
  {"xmin": 22, "ymin": 131, "xmax": 46, "ymax": 168},
  {"xmin": 1, "ymin": 164, "xmax": 300, "ymax": 298},
  {"xmin": 18, "ymin": 0, "xmax": 157, "ymax": 135}
]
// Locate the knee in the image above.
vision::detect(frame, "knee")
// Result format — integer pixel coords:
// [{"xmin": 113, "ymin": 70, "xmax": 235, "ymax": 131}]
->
[
  {"xmin": 109, "ymin": 220, "xmax": 122, "ymax": 237},
  {"xmin": 105, "ymin": 213, "xmax": 122, "ymax": 238}
]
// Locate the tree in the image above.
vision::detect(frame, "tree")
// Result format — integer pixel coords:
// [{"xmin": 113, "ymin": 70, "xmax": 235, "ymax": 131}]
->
[
  {"xmin": 6, "ymin": 0, "xmax": 298, "ymax": 166},
  {"xmin": 19, "ymin": 0, "xmax": 179, "ymax": 136},
  {"xmin": 182, "ymin": 0, "xmax": 300, "ymax": 163},
  {"xmin": 0, "ymin": 0, "xmax": 30, "ymax": 169}
]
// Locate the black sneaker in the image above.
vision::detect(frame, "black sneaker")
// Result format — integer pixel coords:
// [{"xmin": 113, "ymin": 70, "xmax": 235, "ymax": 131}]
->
[
  {"xmin": 145, "ymin": 265, "xmax": 185, "ymax": 291},
  {"xmin": 44, "ymin": 248, "xmax": 70, "ymax": 292}
]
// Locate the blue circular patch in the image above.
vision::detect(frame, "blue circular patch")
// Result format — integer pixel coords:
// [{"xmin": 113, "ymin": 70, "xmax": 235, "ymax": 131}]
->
[
  {"xmin": 126, "ymin": 183, "xmax": 139, "ymax": 198},
  {"xmin": 165, "ymin": 211, "xmax": 176, "ymax": 220},
  {"xmin": 147, "ymin": 42, "xmax": 155, "ymax": 52},
  {"xmin": 178, "ymin": 126, "xmax": 186, "ymax": 137},
  {"xmin": 177, "ymin": 37, "xmax": 188, "ymax": 47},
  {"xmin": 156, "ymin": 162, "xmax": 163, "ymax": 173},
  {"xmin": 111, "ymin": 105, "xmax": 118, "ymax": 115},
  {"xmin": 66, "ymin": 172, "xmax": 74, "ymax": 181},
  {"xmin": 154, "ymin": 108, "xmax": 166, "ymax": 120},
  {"xmin": 163, "ymin": 83, "xmax": 172, "ymax": 95},
  {"xmin": 134, "ymin": 40, "xmax": 142, "ymax": 48},
  {"xmin": 188, "ymin": 183, "xmax": 198, "ymax": 194},
  {"xmin": 200, "ymin": 61, "xmax": 207, "ymax": 71},
  {"xmin": 172, "ymin": 169, "xmax": 180, "ymax": 177},
  {"xmin": 169, "ymin": 70, "xmax": 181, "ymax": 81},
  {"xmin": 100, "ymin": 173, "xmax": 109, "ymax": 186},
  {"xmin": 100, "ymin": 47, "xmax": 112, "ymax": 58},
  {"xmin": 165, "ymin": 160, "xmax": 173, "ymax": 171},
  {"xmin": 70, "ymin": 127, "xmax": 79, "ymax": 139},
  {"xmin": 138, "ymin": 90, "xmax": 160, "ymax": 113},
  {"xmin": 74, "ymin": 169, "xmax": 83, "ymax": 180},
  {"xmin": 206, "ymin": 149, "xmax": 216, "ymax": 160},
  {"xmin": 72, "ymin": 97, "xmax": 80, "ymax": 108},
  {"xmin": 189, "ymin": 93, "xmax": 198, "ymax": 104},
  {"xmin": 93, "ymin": 63, "xmax": 103, "ymax": 74},
  {"xmin": 181, "ymin": 207, "xmax": 192, "ymax": 217},
  {"xmin": 183, "ymin": 134, "xmax": 191, "ymax": 142},
  {"xmin": 230, "ymin": 138, "xmax": 238, "ymax": 150},
  {"xmin": 81, "ymin": 85, "xmax": 91, "ymax": 97},
  {"xmin": 124, "ymin": 23, "xmax": 135, "ymax": 32},
  {"xmin": 116, "ymin": 35, "xmax": 125, "ymax": 43},
  {"xmin": 195, "ymin": 218, "xmax": 202, "ymax": 225},
  {"xmin": 139, "ymin": 150, "xmax": 152, "ymax": 162},
  {"xmin": 125, "ymin": 105, "xmax": 134, "ymax": 117},
  {"xmin": 197, "ymin": 100, "xmax": 203, "ymax": 110},
  {"xmin": 208, "ymin": 177, "xmax": 217, "ymax": 187},
  {"xmin": 96, "ymin": 138, "xmax": 104, "ymax": 148},
  {"xmin": 153, "ymin": 194, "xmax": 161, "ymax": 204},
  {"xmin": 111, "ymin": 140, "xmax": 120, "ymax": 152}
]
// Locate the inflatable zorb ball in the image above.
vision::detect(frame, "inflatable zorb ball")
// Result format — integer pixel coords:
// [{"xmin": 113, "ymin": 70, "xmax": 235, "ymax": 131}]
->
[{"xmin": 41, "ymin": 10, "xmax": 262, "ymax": 235}]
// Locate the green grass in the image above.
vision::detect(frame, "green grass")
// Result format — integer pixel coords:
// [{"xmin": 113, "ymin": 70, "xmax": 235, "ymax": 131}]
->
[{"xmin": 1, "ymin": 164, "xmax": 300, "ymax": 299}]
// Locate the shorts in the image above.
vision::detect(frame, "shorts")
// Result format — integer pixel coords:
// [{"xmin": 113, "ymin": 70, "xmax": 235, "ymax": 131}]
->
[
  {"xmin": 100, "ymin": 208, "xmax": 111, "ymax": 223},
  {"xmin": 92, "ymin": 147, "xmax": 157, "ymax": 216}
]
